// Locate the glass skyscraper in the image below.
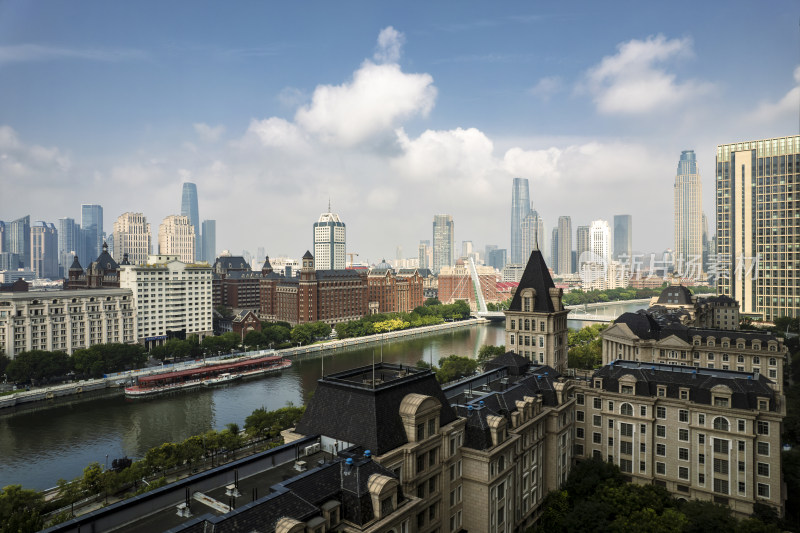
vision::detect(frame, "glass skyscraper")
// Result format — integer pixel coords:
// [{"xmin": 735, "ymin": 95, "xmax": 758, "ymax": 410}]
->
[
  {"xmin": 10, "ymin": 215, "xmax": 31, "ymax": 268},
  {"xmin": 432, "ymin": 214, "xmax": 454, "ymax": 274},
  {"xmin": 81, "ymin": 204, "xmax": 103, "ymax": 260},
  {"xmin": 58, "ymin": 217, "xmax": 80, "ymax": 276},
  {"xmin": 674, "ymin": 150, "xmax": 702, "ymax": 273},
  {"xmin": 201, "ymin": 220, "xmax": 216, "ymax": 264},
  {"xmin": 181, "ymin": 182, "xmax": 200, "ymax": 261},
  {"xmin": 557, "ymin": 216, "xmax": 572, "ymax": 274},
  {"xmin": 613, "ymin": 214, "xmax": 632, "ymax": 260},
  {"xmin": 510, "ymin": 177, "xmax": 531, "ymax": 264}
]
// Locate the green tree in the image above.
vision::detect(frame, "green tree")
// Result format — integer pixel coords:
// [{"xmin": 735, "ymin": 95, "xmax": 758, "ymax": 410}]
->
[
  {"xmin": 81, "ymin": 462, "xmax": 105, "ymax": 495},
  {"xmin": 680, "ymin": 500, "xmax": 737, "ymax": 533},
  {"xmin": 243, "ymin": 330, "xmax": 266, "ymax": 348},
  {"xmin": 435, "ymin": 355, "xmax": 478, "ymax": 383},
  {"xmin": 0, "ymin": 484, "xmax": 44, "ymax": 533},
  {"xmin": 477, "ymin": 344, "xmax": 506, "ymax": 364},
  {"xmin": 424, "ymin": 297, "xmax": 441, "ymax": 306},
  {"xmin": 5, "ymin": 350, "xmax": 70, "ymax": 383}
]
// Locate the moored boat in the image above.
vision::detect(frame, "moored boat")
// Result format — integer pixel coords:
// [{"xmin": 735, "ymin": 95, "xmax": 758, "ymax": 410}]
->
[{"xmin": 202, "ymin": 373, "xmax": 241, "ymax": 386}]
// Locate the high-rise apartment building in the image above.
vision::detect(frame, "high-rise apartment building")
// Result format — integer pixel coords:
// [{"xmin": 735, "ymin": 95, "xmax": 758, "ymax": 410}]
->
[
  {"xmin": 158, "ymin": 215, "xmax": 196, "ymax": 263},
  {"xmin": 520, "ymin": 209, "xmax": 544, "ymax": 259},
  {"xmin": 313, "ymin": 208, "xmax": 346, "ymax": 270},
  {"xmin": 180, "ymin": 182, "xmax": 201, "ymax": 261},
  {"xmin": 201, "ymin": 220, "xmax": 216, "ymax": 264},
  {"xmin": 511, "ymin": 177, "xmax": 531, "ymax": 264},
  {"xmin": 81, "ymin": 204, "xmax": 103, "ymax": 260},
  {"xmin": 432, "ymin": 214, "xmax": 454, "ymax": 273},
  {"xmin": 557, "ymin": 216, "xmax": 572, "ymax": 275},
  {"xmin": 550, "ymin": 228, "xmax": 559, "ymax": 272},
  {"xmin": 576, "ymin": 225, "xmax": 590, "ymax": 260},
  {"xmin": 589, "ymin": 219, "xmax": 611, "ymax": 264},
  {"xmin": 716, "ymin": 135, "xmax": 800, "ymax": 320},
  {"xmin": 30, "ymin": 221, "xmax": 58, "ymax": 279},
  {"xmin": 674, "ymin": 150, "xmax": 702, "ymax": 272},
  {"xmin": 113, "ymin": 212, "xmax": 151, "ymax": 266},
  {"xmin": 613, "ymin": 214, "xmax": 632, "ymax": 260},
  {"xmin": 418, "ymin": 240, "xmax": 431, "ymax": 271}
]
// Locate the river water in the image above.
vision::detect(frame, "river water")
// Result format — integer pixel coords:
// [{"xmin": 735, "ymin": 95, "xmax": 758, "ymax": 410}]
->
[{"xmin": 0, "ymin": 300, "xmax": 648, "ymax": 491}]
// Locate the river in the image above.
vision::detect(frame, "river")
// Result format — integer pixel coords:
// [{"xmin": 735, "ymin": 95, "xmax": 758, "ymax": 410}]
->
[{"xmin": 0, "ymin": 300, "xmax": 648, "ymax": 491}]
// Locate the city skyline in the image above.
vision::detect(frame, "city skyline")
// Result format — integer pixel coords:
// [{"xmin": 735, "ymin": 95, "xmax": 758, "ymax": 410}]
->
[{"xmin": 1, "ymin": 2, "xmax": 799, "ymax": 262}]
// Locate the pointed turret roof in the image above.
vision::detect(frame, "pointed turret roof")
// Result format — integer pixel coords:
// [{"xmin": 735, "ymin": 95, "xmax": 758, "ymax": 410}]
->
[
  {"xmin": 261, "ymin": 256, "xmax": 273, "ymax": 270},
  {"xmin": 508, "ymin": 250, "xmax": 557, "ymax": 313},
  {"xmin": 94, "ymin": 242, "xmax": 119, "ymax": 271},
  {"xmin": 302, "ymin": 250, "xmax": 314, "ymax": 260},
  {"xmin": 69, "ymin": 255, "xmax": 84, "ymax": 272}
]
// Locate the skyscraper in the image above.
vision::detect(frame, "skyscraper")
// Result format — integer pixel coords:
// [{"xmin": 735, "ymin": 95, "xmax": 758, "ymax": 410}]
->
[
  {"xmin": 418, "ymin": 240, "xmax": 431, "ymax": 270},
  {"xmin": 9, "ymin": 215, "xmax": 31, "ymax": 267},
  {"xmin": 674, "ymin": 150, "xmax": 702, "ymax": 272},
  {"xmin": 30, "ymin": 221, "xmax": 58, "ymax": 279},
  {"xmin": 510, "ymin": 177, "xmax": 531, "ymax": 264},
  {"xmin": 201, "ymin": 220, "xmax": 216, "ymax": 263},
  {"xmin": 432, "ymin": 214, "xmax": 454, "ymax": 273},
  {"xmin": 313, "ymin": 207, "xmax": 346, "ymax": 270},
  {"xmin": 590, "ymin": 220, "xmax": 611, "ymax": 264},
  {"xmin": 716, "ymin": 136, "xmax": 800, "ymax": 320},
  {"xmin": 181, "ymin": 182, "xmax": 200, "ymax": 261},
  {"xmin": 576, "ymin": 225, "xmax": 590, "ymax": 260},
  {"xmin": 550, "ymin": 228, "xmax": 559, "ymax": 272},
  {"xmin": 57, "ymin": 217, "xmax": 80, "ymax": 277},
  {"xmin": 158, "ymin": 215, "xmax": 196, "ymax": 263},
  {"xmin": 520, "ymin": 209, "xmax": 544, "ymax": 259},
  {"xmin": 81, "ymin": 204, "xmax": 103, "ymax": 260},
  {"xmin": 113, "ymin": 212, "xmax": 152, "ymax": 266},
  {"xmin": 557, "ymin": 216, "xmax": 572, "ymax": 275},
  {"xmin": 613, "ymin": 215, "xmax": 632, "ymax": 260}
]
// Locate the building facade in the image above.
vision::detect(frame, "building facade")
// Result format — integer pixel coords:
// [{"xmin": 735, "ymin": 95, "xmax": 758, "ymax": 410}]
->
[
  {"xmin": 158, "ymin": 215, "xmax": 196, "ymax": 263},
  {"xmin": 432, "ymin": 214, "xmax": 454, "ymax": 274},
  {"xmin": 119, "ymin": 254, "xmax": 212, "ymax": 348},
  {"xmin": 0, "ymin": 287, "xmax": 135, "ymax": 358},
  {"xmin": 675, "ymin": 150, "xmax": 703, "ymax": 273},
  {"xmin": 180, "ymin": 182, "xmax": 201, "ymax": 262},
  {"xmin": 511, "ymin": 177, "xmax": 531, "ymax": 264},
  {"xmin": 576, "ymin": 225, "xmax": 590, "ymax": 262},
  {"xmin": 557, "ymin": 216, "xmax": 572, "ymax": 275},
  {"xmin": 30, "ymin": 221, "xmax": 58, "ymax": 279},
  {"xmin": 112, "ymin": 212, "xmax": 152, "ymax": 266},
  {"xmin": 57, "ymin": 217, "xmax": 80, "ymax": 278},
  {"xmin": 520, "ymin": 210, "xmax": 544, "ymax": 264},
  {"xmin": 716, "ymin": 136, "xmax": 800, "ymax": 320},
  {"xmin": 81, "ymin": 204, "xmax": 103, "ymax": 261},
  {"xmin": 313, "ymin": 209, "xmax": 347, "ymax": 271},
  {"xmin": 614, "ymin": 214, "xmax": 632, "ymax": 261},
  {"xmin": 201, "ymin": 219, "xmax": 216, "ymax": 264}
]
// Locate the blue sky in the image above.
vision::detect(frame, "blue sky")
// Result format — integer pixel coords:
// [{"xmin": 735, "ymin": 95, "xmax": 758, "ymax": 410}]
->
[{"xmin": 1, "ymin": 1, "xmax": 798, "ymax": 264}]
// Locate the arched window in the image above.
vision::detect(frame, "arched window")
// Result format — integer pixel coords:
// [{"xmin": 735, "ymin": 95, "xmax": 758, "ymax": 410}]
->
[
  {"xmin": 713, "ymin": 417, "xmax": 729, "ymax": 431},
  {"xmin": 620, "ymin": 403, "xmax": 633, "ymax": 416}
]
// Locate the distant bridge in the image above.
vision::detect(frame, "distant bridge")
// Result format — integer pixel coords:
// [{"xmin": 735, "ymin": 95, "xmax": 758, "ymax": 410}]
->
[{"xmin": 466, "ymin": 257, "xmax": 505, "ymax": 321}]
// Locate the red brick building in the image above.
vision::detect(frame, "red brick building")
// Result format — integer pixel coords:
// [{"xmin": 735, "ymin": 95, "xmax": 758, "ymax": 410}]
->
[{"xmin": 232, "ymin": 310, "xmax": 261, "ymax": 338}]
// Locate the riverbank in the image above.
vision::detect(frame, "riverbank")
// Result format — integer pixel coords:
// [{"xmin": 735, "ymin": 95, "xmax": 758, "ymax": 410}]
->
[
  {"xmin": 565, "ymin": 298, "xmax": 651, "ymax": 310},
  {"xmin": 0, "ymin": 318, "xmax": 484, "ymax": 410}
]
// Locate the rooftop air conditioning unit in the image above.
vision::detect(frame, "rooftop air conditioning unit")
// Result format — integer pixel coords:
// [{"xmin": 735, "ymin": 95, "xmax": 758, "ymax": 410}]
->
[{"xmin": 304, "ymin": 443, "xmax": 321, "ymax": 456}]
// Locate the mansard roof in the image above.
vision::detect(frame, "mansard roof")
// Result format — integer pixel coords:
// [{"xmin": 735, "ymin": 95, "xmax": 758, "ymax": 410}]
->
[
  {"xmin": 482, "ymin": 351, "xmax": 531, "ymax": 376},
  {"xmin": 508, "ymin": 250, "xmax": 557, "ymax": 313},
  {"xmin": 214, "ymin": 256, "xmax": 250, "ymax": 271},
  {"xmin": 656, "ymin": 285, "xmax": 694, "ymax": 305}
]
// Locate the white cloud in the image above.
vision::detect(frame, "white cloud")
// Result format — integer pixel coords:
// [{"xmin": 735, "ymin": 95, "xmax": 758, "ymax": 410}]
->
[
  {"xmin": 295, "ymin": 61, "xmax": 436, "ymax": 146},
  {"xmin": 244, "ymin": 117, "xmax": 309, "ymax": 151},
  {"xmin": 0, "ymin": 125, "xmax": 70, "ymax": 180},
  {"xmin": 528, "ymin": 76, "xmax": 562, "ymax": 101},
  {"xmin": 193, "ymin": 123, "xmax": 226, "ymax": 142},
  {"xmin": 748, "ymin": 66, "xmax": 800, "ymax": 124},
  {"xmin": 393, "ymin": 127, "xmax": 496, "ymax": 184},
  {"xmin": 0, "ymin": 44, "xmax": 144, "ymax": 65},
  {"xmin": 374, "ymin": 26, "xmax": 405, "ymax": 64},
  {"xmin": 584, "ymin": 35, "xmax": 712, "ymax": 114}
]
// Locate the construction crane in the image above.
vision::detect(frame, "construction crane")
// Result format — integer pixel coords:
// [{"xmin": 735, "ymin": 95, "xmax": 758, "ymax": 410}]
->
[{"xmin": 347, "ymin": 252, "xmax": 359, "ymax": 267}]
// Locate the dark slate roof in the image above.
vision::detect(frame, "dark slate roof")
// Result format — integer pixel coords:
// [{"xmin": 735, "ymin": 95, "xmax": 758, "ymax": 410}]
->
[
  {"xmin": 295, "ymin": 363, "xmax": 457, "ymax": 456},
  {"xmin": 595, "ymin": 361, "xmax": 776, "ymax": 411},
  {"xmin": 656, "ymin": 285, "xmax": 694, "ymax": 305},
  {"xmin": 613, "ymin": 310, "xmax": 781, "ymax": 345},
  {"xmin": 701, "ymin": 295, "xmax": 737, "ymax": 305},
  {"xmin": 368, "ymin": 268, "xmax": 392, "ymax": 277},
  {"xmin": 261, "ymin": 256, "xmax": 273, "ymax": 270},
  {"xmin": 483, "ymin": 351, "xmax": 531, "ymax": 376},
  {"xmin": 93, "ymin": 243, "xmax": 119, "ymax": 271},
  {"xmin": 224, "ymin": 270, "xmax": 262, "ymax": 280},
  {"xmin": 315, "ymin": 269, "xmax": 364, "ymax": 280},
  {"xmin": 214, "ymin": 256, "xmax": 250, "ymax": 271},
  {"xmin": 508, "ymin": 250, "xmax": 556, "ymax": 313},
  {"xmin": 303, "ymin": 250, "xmax": 314, "ymax": 259},
  {"xmin": 416, "ymin": 268, "xmax": 433, "ymax": 278},
  {"xmin": 69, "ymin": 255, "xmax": 84, "ymax": 272},
  {"xmin": 397, "ymin": 268, "xmax": 420, "ymax": 276}
]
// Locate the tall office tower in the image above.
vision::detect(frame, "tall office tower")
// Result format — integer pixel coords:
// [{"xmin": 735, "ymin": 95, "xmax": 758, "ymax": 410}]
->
[
  {"xmin": 487, "ymin": 248, "xmax": 507, "ymax": 271},
  {"xmin": 716, "ymin": 136, "xmax": 800, "ymax": 320},
  {"xmin": 180, "ymin": 182, "xmax": 201, "ymax": 261},
  {"xmin": 510, "ymin": 177, "xmax": 531, "ymax": 264},
  {"xmin": 113, "ymin": 212, "xmax": 152, "ymax": 266},
  {"xmin": 520, "ymin": 209, "xmax": 544, "ymax": 258},
  {"xmin": 557, "ymin": 216, "xmax": 572, "ymax": 274},
  {"xmin": 30, "ymin": 222, "xmax": 58, "ymax": 279},
  {"xmin": 201, "ymin": 220, "xmax": 216, "ymax": 264},
  {"xmin": 57, "ymin": 218, "xmax": 80, "ymax": 277},
  {"xmin": 674, "ymin": 150, "xmax": 702, "ymax": 271},
  {"xmin": 701, "ymin": 212, "xmax": 709, "ymax": 273},
  {"xmin": 432, "ymin": 214, "xmax": 454, "ymax": 273},
  {"xmin": 418, "ymin": 240, "xmax": 431, "ymax": 270},
  {"xmin": 613, "ymin": 214, "xmax": 632, "ymax": 260},
  {"xmin": 313, "ymin": 207, "xmax": 346, "ymax": 271},
  {"xmin": 158, "ymin": 215, "xmax": 196, "ymax": 263},
  {"xmin": 9, "ymin": 215, "xmax": 31, "ymax": 268},
  {"xmin": 590, "ymin": 219, "xmax": 611, "ymax": 264},
  {"xmin": 462, "ymin": 240, "xmax": 473, "ymax": 259},
  {"xmin": 576, "ymin": 225, "xmax": 590, "ymax": 260},
  {"xmin": 0, "ymin": 221, "xmax": 6, "ymax": 253},
  {"xmin": 81, "ymin": 204, "xmax": 103, "ymax": 260}
]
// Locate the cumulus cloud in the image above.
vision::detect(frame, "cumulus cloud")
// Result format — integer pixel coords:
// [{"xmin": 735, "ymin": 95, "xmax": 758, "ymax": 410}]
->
[
  {"xmin": 584, "ymin": 35, "xmax": 712, "ymax": 114},
  {"xmin": 295, "ymin": 61, "xmax": 436, "ymax": 146},
  {"xmin": 374, "ymin": 26, "xmax": 405, "ymax": 64},
  {"xmin": 748, "ymin": 66, "xmax": 800, "ymax": 124},
  {"xmin": 193, "ymin": 123, "xmax": 226, "ymax": 142},
  {"xmin": 394, "ymin": 127, "xmax": 496, "ymax": 183},
  {"xmin": 528, "ymin": 76, "xmax": 562, "ymax": 101},
  {"xmin": 243, "ymin": 117, "xmax": 309, "ymax": 151},
  {"xmin": 0, "ymin": 125, "xmax": 71, "ymax": 179}
]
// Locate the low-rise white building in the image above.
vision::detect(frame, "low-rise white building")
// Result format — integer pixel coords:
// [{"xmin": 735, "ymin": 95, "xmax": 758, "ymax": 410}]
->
[
  {"xmin": 119, "ymin": 254, "xmax": 212, "ymax": 349},
  {"xmin": 0, "ymin": 288, "xmax": 135, "ymax": 358}
]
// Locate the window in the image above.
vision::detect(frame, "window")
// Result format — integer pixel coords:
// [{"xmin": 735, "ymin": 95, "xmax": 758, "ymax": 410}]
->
[
  {"xmin": 417, "ymin": 455, "xmax": 426, "ymax": 474},
  {"xmin": 608, "ymin": 437, "xmax": 614, "ymax": 447},
  {"xmin": 640, "ymin": 461, "xmax": 646, "ymax": 472},
  {"xmin": 620, "ymin": 423, "xmax": 633, "ymax": 437},
  {"xmin": 698, "ymin": 413, "xmax": 705, "ymax": 425},
  {"xmin": 679, "ymin": 467, "xmax": 689, "ymax": 480},
  {"xmin": 699, "ymin": 433, "xmax": 705, "ymax": 445},
  {"xmin": 757, "ymin": 483, "xmax": 770, "ymax": 498},
  {"xmin": 656, "ymin": 406, "xmax": 666, "ymax": 419},
  {"xmin": 417, "ymin": 423, "xmax": 425, "ymax": 441},
  {"xmin": 714, "ymin": 397, "xmax": 729, "ymax": 407},
  {"xmin": 713, "ymin": 458, "xmax": 729, "ymax": 475},
  {"xmin": 640, "ymin": 443, "xmax": 646, "ymax": 453},
  {"xmin": 577, "ymin": 393, "xmax": 585, "ymax": 405},
  {"xmin": 621, "ymin": 403, "xmax": 633, "ymax": 416},
  {"xmin": 758, "ymin": 463, "xmax": 770, "ymax": 477},
  {"xmin": 594, "ymin": 398, "xmax": 602, "ymax": 409},
  {"xmin": 640, "ymin": 405, "xmax": 647, "ymax": 417},
  {"xmin": 608, "ymin": 419, "xmax": 614, "ymax": 429},
  {"xmin": 739, "ymin": 481, "xmax": 746, "ymax": 494},
  {"xmin": 576, "ymin": 427, "xmax": 584, "ymax": 439},
  {"xmin": 679, "ymin": 448, "xmax": 689, "ymax": 461},
  {"xmin": 679, "ymin": 410, "xmax": 689, "ymax": 423},
  {"xmin": 640, "ymin": 424, "xmax": 647, "ymax": 435},
  {"xmin": 680, "ymin": 389, "xmax": 689, "ymax": 400},
  {"xmin": 738, "ymin": 420, "xmax": 745, "ymax": 432},
  {"xmin": 656, "ymin": 443, "xmax": 666, "ymax": 456},
  {"xmin": 714, "ymin": 478, "xmax": 729, "ymax": 495},
  {"xmin": 621, "ymin": 385, "xmax": 634, "ymax": 395},
  {"xmin": 656, "ymin": 462, "xmax": 666, "ymax": 475},
  {"xmin": 757, "ymin": 442, "xmax": 770, "ymax": 456},
  {"xmin": 713, "ymin": 438, "xmax": 728, "ymax": 454},
  {"xmin": 699, "ymin": 453, "xmax": 705, "ymax": 464},
  {"xmin": 429, "ymin": 419, "xmax": 436, "ymax": 436},
  {"xmin": 577, "ymin": 410, "xmax": 585, "ymax": 422},
  {"xmin": 679, "ymin": 429, "xmax": 689, "ymax": 441},
  {"xmin": 739, "ymin": 440, "xmax": 746, "ymax": 452},
  {"xmin": 620, "ymin": 441, "xmax": 633, "ymax": 455},
  {"xmin": 593, "ymin": 415, "xmax": 601, "ymax": 427},
  {"xmin": 417, "ymin": 484, "xmax": 426, "ymax": 499},
  {"xmin": 757, "ymin": 421, "xmax": 770, "ymax": 435},
  {"xmin": 593, "ymin": 432, "xmax": 601, "ymax": 444},
  {"xmin": 620, "ymin": 458, "xmax": 633, "ymax": 473},
  {"xmin": 657, "ymin": 425, "xmax": 666, "ymax": 438},
  {"xmin": 713, "ymin": 417, "xmax": 729, "ymax": 431},
  {"xmin": 429, "ymin": 449, "xmax": 437, "ymax": 467},
  {"xmin": 657, "ymin": 386, "xmax": 666, "ymax": 397}
]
